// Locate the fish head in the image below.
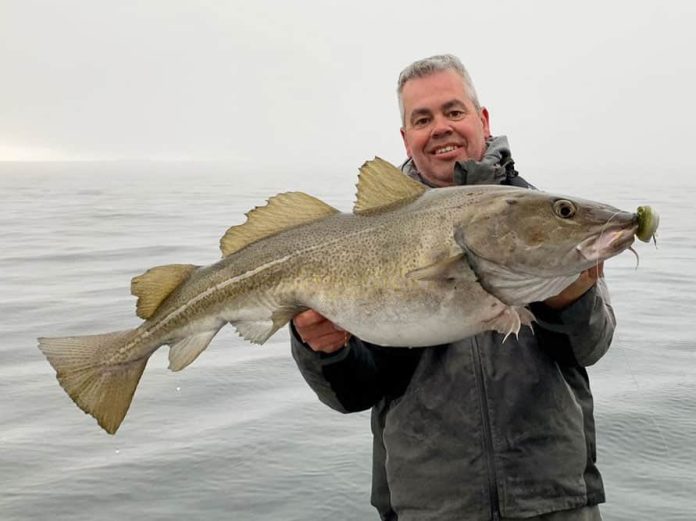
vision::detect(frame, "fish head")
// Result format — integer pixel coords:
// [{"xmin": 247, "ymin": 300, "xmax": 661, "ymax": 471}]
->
[{"xmin": 452, "ymin": 188, "xmax": 656, "ymax": 305}]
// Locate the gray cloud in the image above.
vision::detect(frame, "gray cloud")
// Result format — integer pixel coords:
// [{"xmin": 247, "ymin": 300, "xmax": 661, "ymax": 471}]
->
[{"xmin": 1, "ymin": 0, "xmax": 695, "ymax": 177}]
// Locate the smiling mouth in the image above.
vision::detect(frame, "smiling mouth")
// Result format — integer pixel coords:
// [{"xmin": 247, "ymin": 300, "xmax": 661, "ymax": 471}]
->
[{"xmin": 432, "ymin": 144, "xmax": 461, "ymax": 155}]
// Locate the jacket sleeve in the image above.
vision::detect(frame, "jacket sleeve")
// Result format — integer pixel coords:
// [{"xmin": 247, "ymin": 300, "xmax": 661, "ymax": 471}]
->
[
  {"xmin": 530, "ymin": 278, "xmax": 616, "ymax": 367},
  {"xmin": 290, "ymin": 323, "xmax": 422, "ymax": 413}
]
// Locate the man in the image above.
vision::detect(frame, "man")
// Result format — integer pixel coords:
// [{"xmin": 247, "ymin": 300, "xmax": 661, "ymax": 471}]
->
[{"xmin": 291, "ymin": 55, "xmax": 613, "ymax": 521}]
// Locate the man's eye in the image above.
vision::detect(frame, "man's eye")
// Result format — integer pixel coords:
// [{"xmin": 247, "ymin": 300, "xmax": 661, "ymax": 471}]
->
[
  {"xmin": 413, "ymin": 117, "xmax": 429, "ymax": 128},
  {"xmin": 448, "ymin": 110, "xmax": 465, "ymax": 119}
]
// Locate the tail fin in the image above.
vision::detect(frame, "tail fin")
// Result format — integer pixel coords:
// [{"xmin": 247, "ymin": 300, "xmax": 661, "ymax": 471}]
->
[{"xmin": 38, "ymin": 330, "xmax": 149, "ymax": 434}]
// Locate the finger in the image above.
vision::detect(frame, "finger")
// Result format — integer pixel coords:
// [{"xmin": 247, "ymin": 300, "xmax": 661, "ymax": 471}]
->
[
  {"xmin": 584, "ymin": 264, "xmax": 602, "ymax": 281},
  {"xmin": 308, "ymin": 330, "xmax": 351, "ymax": 354},
  {"xmin": 298, "ymin": 319, "xmax": 342, "ymax": 343},
  {"xmin": 597, "ymin": 261, "xmax": 605, "ymax": 278},
  {"xmin": 292, "ymin": 309, "xmax": 326, "ymax": 328}
]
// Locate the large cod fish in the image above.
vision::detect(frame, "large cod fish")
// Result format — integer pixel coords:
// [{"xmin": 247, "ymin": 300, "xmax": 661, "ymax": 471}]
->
[{"xmin": 38, "ymin": 158, "xmax": 659, "ymax": 434}]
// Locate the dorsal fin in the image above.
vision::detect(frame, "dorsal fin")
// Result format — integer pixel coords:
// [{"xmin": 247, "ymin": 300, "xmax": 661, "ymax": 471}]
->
[
  {"xmin": 354, "ymin": 157, "xmax": 427, "ymax": 215},
  {"xmin": 130, "ymin": 264, "xmax": 199, "ymax": 320},
  {"xmin": 220, "ymin": 191, "xmax": 339, "ymax": 257}
]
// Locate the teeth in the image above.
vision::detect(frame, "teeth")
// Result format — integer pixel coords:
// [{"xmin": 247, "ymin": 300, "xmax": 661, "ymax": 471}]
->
[{"xmin": 435, "ymin": 145, "xmax": 458, "ymax": 155}]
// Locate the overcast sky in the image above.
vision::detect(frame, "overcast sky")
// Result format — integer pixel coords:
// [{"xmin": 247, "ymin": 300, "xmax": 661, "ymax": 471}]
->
[{"xmin": 1, "ymin": 0, "xmax": 695, "ymax": 176}]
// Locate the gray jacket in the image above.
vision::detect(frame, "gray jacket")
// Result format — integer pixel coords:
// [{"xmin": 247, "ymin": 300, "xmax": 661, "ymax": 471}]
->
[{"xmin": 291, "ymin": 138, "xmax": 615, "ymax": 520}]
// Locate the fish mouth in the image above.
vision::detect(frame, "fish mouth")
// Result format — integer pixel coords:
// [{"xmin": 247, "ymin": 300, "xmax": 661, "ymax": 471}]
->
[{"xmin": 576, "ymin": 224, "xmax": 639, "ymax": 261}]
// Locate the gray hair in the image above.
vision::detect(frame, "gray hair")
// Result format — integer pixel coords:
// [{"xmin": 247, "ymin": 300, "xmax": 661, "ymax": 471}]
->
[{"xmin": 397, "ymin": 54, "xmax": 481, "ymax": 124}]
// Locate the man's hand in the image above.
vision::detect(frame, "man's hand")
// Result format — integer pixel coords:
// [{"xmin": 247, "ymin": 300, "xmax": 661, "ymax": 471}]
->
[
  {"xmin": 293, "ymin": 309, "xmax": 351, "ymax": 354},
  {"xmin": 543, "ymin": 262, "xmax": 604, "ymax": 310}
]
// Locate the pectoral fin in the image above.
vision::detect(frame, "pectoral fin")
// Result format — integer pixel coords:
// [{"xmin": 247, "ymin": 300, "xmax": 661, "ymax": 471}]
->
[{"xmin": 406, "ymin": 254, "xmax": 477, "ymax": 282}]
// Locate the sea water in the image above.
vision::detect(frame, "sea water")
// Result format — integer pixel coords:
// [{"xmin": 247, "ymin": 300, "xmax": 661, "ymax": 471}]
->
[{"xmin": 1, "ymin": 161, "xmax": 694, "ymax": 520}]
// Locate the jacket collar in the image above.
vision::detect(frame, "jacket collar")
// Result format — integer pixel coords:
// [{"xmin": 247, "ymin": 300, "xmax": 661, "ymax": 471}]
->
[{"xmin": 401, "ymin": 135, "xmax": 518, "ymax": 186}]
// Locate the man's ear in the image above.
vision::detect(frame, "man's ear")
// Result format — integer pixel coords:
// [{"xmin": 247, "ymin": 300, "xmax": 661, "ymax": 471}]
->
[
  {"xmin": 400, "ymin": 127, "xmax": 412, "ymax": 158},
  {"xmin": 480, "ymin": 107, "xmax": 491, "ymax": 138}
]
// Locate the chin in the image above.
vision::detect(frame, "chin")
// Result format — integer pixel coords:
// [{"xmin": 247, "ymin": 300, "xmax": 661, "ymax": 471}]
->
[{"xmin": 431, "ymin": 172, "xmax": 455, "ymax": 187}]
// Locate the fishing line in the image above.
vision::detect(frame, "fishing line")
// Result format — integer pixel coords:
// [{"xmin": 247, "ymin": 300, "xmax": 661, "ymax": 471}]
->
[{"xmin": 599, "ymin": 210, "xmax": 668, "ymax": 455}]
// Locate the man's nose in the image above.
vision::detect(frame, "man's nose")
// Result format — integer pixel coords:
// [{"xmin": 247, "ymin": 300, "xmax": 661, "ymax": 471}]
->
[{"xmin": 430, "ymin": 115, "xmax": 453, "ymax": 138}]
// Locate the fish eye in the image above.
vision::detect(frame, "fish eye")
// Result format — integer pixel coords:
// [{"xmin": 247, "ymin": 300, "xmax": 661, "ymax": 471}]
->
[{"xmin": 553, "ymin": 199, "xmax": 576, "ymax": 219}]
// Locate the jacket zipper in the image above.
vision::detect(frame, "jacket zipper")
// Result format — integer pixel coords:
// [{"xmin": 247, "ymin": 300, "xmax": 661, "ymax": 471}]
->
[{"xmin": 472, "ymin": 338, "xmax": 501, "ymax": 521}]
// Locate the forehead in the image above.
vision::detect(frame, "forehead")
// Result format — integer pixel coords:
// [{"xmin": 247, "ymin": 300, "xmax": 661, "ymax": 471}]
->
[{"xmin": 401, "ymin": 70, "xmax": 474, "ymax": 115}]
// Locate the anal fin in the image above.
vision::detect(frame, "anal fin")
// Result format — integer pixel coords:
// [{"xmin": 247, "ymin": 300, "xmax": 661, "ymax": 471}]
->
[
  {"xmin": 232, "ymin": 305, "xmax": 304, "ymax": 345},
  {"xmin": 232, "ymin": 320, "xmax": 279, "ymax": 345},
  {"xmin": 168, "ymin": 328, "xmax": 222, "ymax": 371}
]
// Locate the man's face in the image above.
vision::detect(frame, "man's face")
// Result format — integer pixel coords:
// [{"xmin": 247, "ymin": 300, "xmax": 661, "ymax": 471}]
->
[{"xmin": 400, "ymin": 70, "xmax": 491, "ymax": 187}]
